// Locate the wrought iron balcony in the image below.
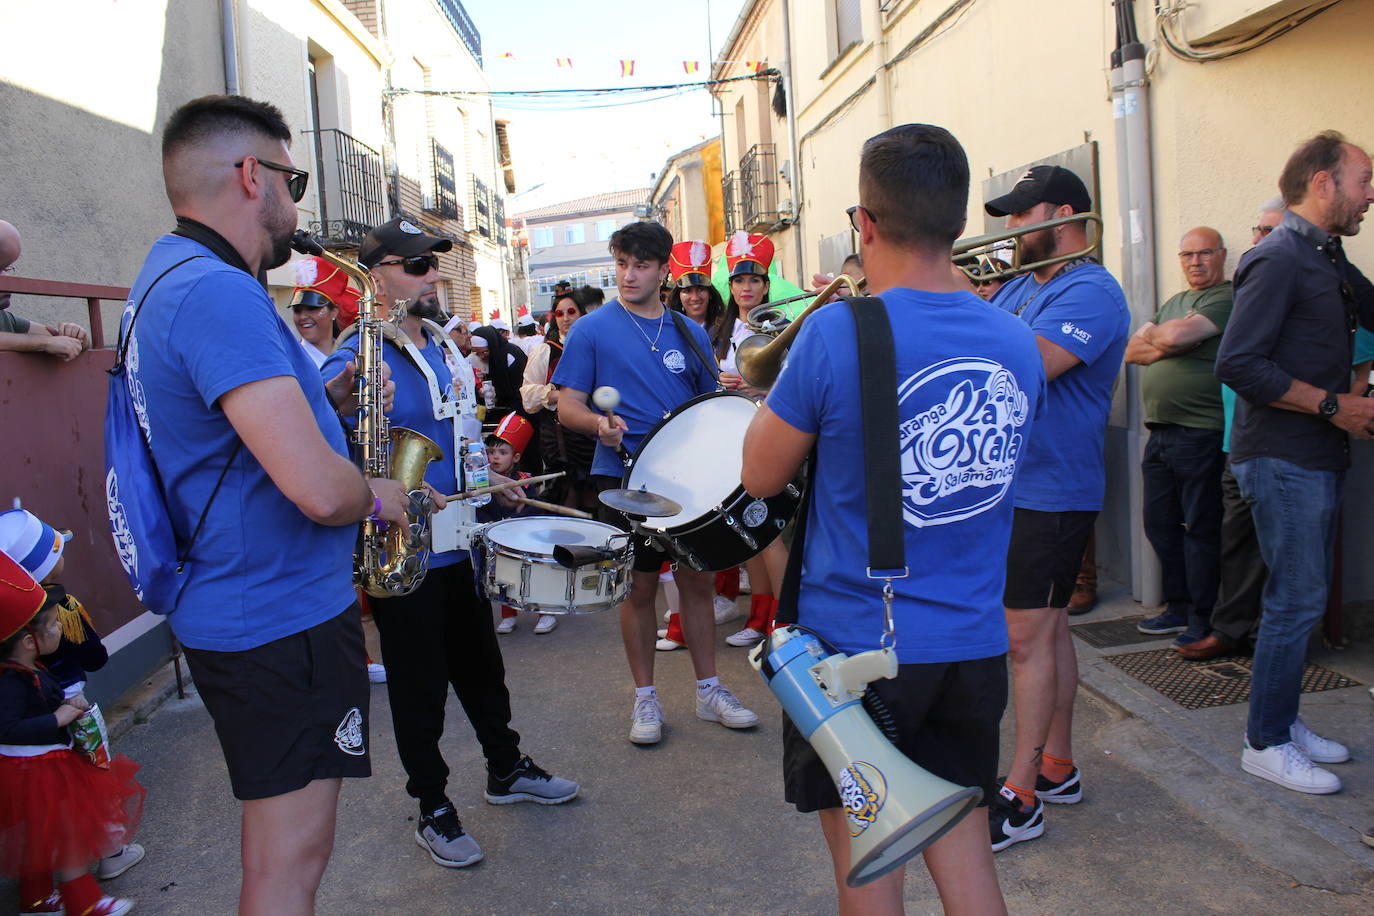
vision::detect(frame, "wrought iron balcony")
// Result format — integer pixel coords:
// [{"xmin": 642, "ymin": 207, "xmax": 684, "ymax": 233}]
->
[
  {"xmin": 430, "ymin": 140, "xmax": 460, "ymax": 220},
  {"xmin": 303, "ymin": 128, "xmax": 386, "ymax": 249},
  {"xmin": 437, "ymin": 0, "xmax": 482, "ymax": 64},
  {"xmin": 722, "ymin": 170, "xmax": 742, "ymax": 236},
  {"xmin": 740, "ymin": 142, "xmax": 780, "ymax": 231}
]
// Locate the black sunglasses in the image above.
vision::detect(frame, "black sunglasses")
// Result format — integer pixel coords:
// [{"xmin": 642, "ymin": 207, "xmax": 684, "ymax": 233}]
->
[
  {"xmin": 374, "ymin": 253, "xmax": 440, "ymax": 275},
  {"xmin": 847, "ymin": 204, "xmax": 877, "ymax": 233},
  {"xmin": 235, "ymin": 158, "xmax": 309, "ymax": 203}
]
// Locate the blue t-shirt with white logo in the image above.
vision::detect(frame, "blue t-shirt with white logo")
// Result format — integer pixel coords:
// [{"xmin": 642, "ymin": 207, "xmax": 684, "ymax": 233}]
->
[
  {"xmin": 551, "ymin": 300, "xmax": 718, "ymax": 477},
  {"xmin": 767, "ymin": 289, "xmax": 1045, "ymax": 664},
  {"xmin": 126, "ymin": 235, "xmax": 356, "ymax": 651},
  {"xmin": 992, "ymin": 264, "xmax": 1129, "ymax": 511},
  {"xmin": 323, "ymin": 329, "xmax": 465, "ymax": 567}
]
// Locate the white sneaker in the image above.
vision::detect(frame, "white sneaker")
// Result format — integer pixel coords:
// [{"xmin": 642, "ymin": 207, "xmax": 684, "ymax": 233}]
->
[
  {"xmin": 725, "ymin": 626, "xmax": 765, "ymax": 647},
  {"xmin": 663, "ymin": 608, "xmax": 675, "ymax": 623},
  {"xmin": 95, "ymin": 842, "xmax": 146, "ymax": 879},
  {"xmin": 713, "ymin": 595, "xmax": 739, "ymax": 624},
  {"xmin": 367, "ymin": 663, "xmax": 387, "ymax": 684},
  {"xmin": 697, "ymin": 684, "xmax": 759, "ymax": 728},
  {"xmin": 1241, "ymin": 739, "xmax": 1342, "ymax": 794},
  {"xmin": 1291, "ymin": 718, "xmax": 1350, "ymax": 764},
  {"xmin": 629, "ymin": 695, "xmax": 664, "ymax": 744},
  {"xmin": 534, "ymin": 615, "xmax": 558, "ymax": 634},
  {"xmin": 496, "ymin": 617, "xmax": 516, "ymax": 634},
  {"xmin": 655, "ymin": 637, "xmax": 684, "ymax": 651}
]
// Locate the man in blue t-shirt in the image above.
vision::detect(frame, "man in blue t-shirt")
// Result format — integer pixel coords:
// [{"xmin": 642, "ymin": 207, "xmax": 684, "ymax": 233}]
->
[
  {"xmin": 744, "ymin": 124, "xmax": 1043, "ymax": 915},
  {"xmin": 323, "ymin": 217, "xmax": 579, "ymax": 870},
  {"xmin": 554, "ymin": 220, "xmax": 760, "ymax": 745},
  {"xmin": 984, "ymin": 165, "xmax": 1129, "ymax": 851},
  {"xmin": 132, "ymin": 96, "xmax": 410, "ymax": 914}
]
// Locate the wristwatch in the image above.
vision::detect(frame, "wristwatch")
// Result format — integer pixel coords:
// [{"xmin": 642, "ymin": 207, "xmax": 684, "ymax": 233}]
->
[{"xmin": 1319, "ymin": 391, "xmax": 1339, "ymax": 418}]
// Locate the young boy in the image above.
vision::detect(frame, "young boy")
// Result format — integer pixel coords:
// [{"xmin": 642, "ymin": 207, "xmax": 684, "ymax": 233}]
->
[{"xmin": 480, "ymin": 416, "xmax": 556, "ymax": 636}]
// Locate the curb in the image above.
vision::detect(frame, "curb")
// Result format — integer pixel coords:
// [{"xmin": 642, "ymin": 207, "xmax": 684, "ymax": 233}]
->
[{"xmin": 103, "ymin": 658, "xmax": 192, "ymax": 744}]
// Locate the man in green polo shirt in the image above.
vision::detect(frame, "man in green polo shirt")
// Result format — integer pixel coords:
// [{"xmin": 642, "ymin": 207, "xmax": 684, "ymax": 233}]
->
[{"xmin": 1125, "ymin": 226, "xmax": 1233, "ymax": 644}]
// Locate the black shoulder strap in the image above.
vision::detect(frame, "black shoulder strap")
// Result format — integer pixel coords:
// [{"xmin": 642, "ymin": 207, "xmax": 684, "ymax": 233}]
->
[
  {"xmin": 666, "ymin": 307, "xmax": 720, "ymax": 384},
  {"xmin": 848, "ymin": 296, "xmax": 905, "ymax": 573}
]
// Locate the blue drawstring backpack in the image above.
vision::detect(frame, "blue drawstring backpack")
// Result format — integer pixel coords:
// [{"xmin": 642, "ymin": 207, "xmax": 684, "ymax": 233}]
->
[{"xmin": 104, "ymin": 256, "xmax": 239, "ymax": 613}]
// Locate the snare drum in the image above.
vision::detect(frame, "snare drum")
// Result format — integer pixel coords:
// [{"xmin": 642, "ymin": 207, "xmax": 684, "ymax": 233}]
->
[
  {"xmin": 477, "ymin": 516, "xmax": 631, "ymax": 614},
  {"xmin": 625, "ymin": 391, "xmax": 800, "ymax": 571}
]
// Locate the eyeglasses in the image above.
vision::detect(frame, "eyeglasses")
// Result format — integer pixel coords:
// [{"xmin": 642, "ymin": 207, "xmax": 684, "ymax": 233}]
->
[
  {"xmin": 234, "ymin": 158, "xmax": 309, "ymax": 203},
  {"xmin": 374, "ymin": 253, "xmax": 440, "ymax": 275},
  {"xmin": 554, "ymin": 308, "xmax": 580, "ymax": 318},
  {"xmin": 1178, "ymin": 248, "xmax": 1220, "ymax": 260},
  {"xmin": 846, "ymin": 205, "xmax": 876, "ymax": 233},
  {"xmin": 1252, "ymin": 225, "xmax": 1276, "ymax": 237}
]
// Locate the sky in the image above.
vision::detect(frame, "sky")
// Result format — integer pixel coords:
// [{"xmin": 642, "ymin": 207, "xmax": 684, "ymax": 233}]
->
[{"xmin": 465, "ymin": 0, "xmax": 747, "ymax": 214}]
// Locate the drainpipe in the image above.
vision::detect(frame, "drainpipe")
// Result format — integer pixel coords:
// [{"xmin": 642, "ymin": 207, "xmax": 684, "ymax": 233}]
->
[
  {"xmin": 780, "ymin": 0, "xmax": 805, "ymax": 281},
  {"xmin": 866, "ymin": 0, "xmax": 892, "ymax": 130},
  {"xmin": 221, "ymin": 0, "xmax": 240, "ymax": 94},
  {"xmin": 1111, "ymin": 0, "xmax": 1161, "ymax": 607}
]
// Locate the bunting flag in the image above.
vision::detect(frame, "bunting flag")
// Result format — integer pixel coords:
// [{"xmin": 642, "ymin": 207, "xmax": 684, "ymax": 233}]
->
[
  {"xmin": 744, "ymin": 60, "xmax": 766, "ymax": 74},
  {"xmin": 682, "ymin": 61, "xmax": 700, "ymax": 74},
  {"xmin": 500, "ymin": 52, "xmax": 515, "ymax": 59},
  {"xmin": 556, "ymin": 58, "xmax": 573, "ymax": 68},
  {"xmin": 620, "ymin": 60, "xmax": 636, "ymax": 77}
]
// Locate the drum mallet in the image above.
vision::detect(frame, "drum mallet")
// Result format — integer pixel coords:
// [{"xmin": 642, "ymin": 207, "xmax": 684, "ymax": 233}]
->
[{"xmin": 592, "ymin": 386, "xmax": 634, "ymax": 466}]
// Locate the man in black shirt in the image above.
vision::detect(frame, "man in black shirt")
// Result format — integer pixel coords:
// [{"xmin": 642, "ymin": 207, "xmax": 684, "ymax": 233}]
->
[{"xmin": 1215, "ymin": 130, "xmax": 1374, "ymax": 795}]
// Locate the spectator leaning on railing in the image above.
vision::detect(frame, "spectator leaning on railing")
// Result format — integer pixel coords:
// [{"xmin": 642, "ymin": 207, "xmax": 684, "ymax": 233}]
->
[{"xmin": 0, "ymin": 220, "xmax": 90, "ymax": 360}]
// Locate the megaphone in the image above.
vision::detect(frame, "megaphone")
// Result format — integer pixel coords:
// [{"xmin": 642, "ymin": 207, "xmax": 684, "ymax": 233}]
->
[{"xmin": 750, "ymin": 626, "xmax": 983, "ymax": 886}]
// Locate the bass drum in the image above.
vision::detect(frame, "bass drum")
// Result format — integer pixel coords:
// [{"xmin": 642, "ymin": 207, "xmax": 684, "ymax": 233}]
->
[{"xmin": 625, "ymin": 391, "xmax": 800, "ymax": 571}]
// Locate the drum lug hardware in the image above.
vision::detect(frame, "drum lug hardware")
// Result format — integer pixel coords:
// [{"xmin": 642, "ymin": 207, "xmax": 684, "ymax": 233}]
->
[
  {"xmin": 519, "ymin": 558, "xmax": 531, "ymax": 600},
  {"xmin": 687, "ymin": 552, "xmax": 706, "ymax": 572},
  {"xmin": 785, "ymin": 483, "xmax": 800, "ymax": 498},
  {"xmin": 723, "ymin": 514, "xmax": 758, "ymax": 551}
]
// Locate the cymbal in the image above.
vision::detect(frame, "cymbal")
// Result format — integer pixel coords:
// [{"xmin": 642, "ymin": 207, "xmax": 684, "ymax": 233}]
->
[{"xmin": 598, "ymin": 487, "xmax": 683, "ymax": 518}]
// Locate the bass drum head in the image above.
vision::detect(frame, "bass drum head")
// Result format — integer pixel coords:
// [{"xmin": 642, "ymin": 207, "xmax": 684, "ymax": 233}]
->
[
  {"xmin": 626, "ymin": 392, "xmax": 759, "ymax": 531},
  {"xmin": 485, "ymin": 516, "xmax": 624, "ymax": 556}
]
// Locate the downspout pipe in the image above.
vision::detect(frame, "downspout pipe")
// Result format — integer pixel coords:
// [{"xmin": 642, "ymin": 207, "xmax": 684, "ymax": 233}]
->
[
  {"xmin": 781, "ymin": 0, "xmax": 805, "ymax": 281},
  {"xmin": 221, "ymin": 0, "xmax": 240, "ymax": 95},
  {"xmin": 1111, "ymin": 0, "xmax": 1162, "ymax": 607}
]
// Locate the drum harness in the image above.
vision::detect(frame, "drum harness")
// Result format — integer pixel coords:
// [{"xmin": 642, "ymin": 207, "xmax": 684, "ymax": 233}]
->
[{"xmin": 767, "ymin": 295, "xmax": 907, "ymax": 741}]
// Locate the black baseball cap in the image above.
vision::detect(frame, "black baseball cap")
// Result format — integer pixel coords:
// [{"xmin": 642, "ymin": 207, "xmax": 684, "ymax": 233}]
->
[
  {"xmin": 984, "ymin": 165, "xmax": 1092, "ymax": 217},
  {"xmin": 359, "ymin": 216, "xmax": 453, "ymax": 268}
]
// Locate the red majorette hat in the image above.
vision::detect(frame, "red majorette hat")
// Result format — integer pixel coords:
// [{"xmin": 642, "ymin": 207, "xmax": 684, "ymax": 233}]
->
[
  {"xmin": 291, "ymin": 257, "xmax": 363, "ymax": 329},
  {"xmin": 0, "ymin": 550, "xmax": 45, "ymax": 642},
  {"xmin": 492, "ymin": 413, "xmax": 534, "ymax": 455},
  {"xmin": 726, "ymin": 231, "xmax": 774, "ymax": 278},
  {"xmin": 669, "ymin": 240, "xmax": 713, "ymax": 288}
]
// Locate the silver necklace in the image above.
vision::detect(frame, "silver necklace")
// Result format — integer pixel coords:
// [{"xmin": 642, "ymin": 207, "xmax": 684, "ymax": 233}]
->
[{"xmin": 622, "ymin": 303, "xmax": 666, "ymax": 352}]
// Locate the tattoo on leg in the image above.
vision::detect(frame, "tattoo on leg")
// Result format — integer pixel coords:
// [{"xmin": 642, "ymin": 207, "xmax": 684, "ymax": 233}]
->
[{"xmin": 1032, "ymin": 746, "xmax": 1045, "ymax": 768}]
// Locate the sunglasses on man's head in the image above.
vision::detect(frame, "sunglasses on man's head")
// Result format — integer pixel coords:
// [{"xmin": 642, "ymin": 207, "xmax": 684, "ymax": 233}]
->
[
  {"xmin": 234, "ymin": 158, "xmax": 309, "ymax": 203},
  {"xmin": 374, "ymin": 253, "xmax": 440, "ymax": 275}
]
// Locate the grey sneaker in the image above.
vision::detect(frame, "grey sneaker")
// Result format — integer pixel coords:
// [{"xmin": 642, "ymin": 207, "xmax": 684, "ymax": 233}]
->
[
  {"xmin": 629, "ymin": 694, "xmax": 664, "ymax": 744},
  {"xmin": 485, "ymin": 755, "xmax": 579, "ymax": 805},
  {"xmin": 415, "ymin": 804, "xmax": 484, "ymax": 867},
  {"xmin": 95, "ymin": 842, "xmax": 145, "ymax": 880},
  {"xmin": 697, "ymin": 684, "xmax": 760, "ymax": 729}
]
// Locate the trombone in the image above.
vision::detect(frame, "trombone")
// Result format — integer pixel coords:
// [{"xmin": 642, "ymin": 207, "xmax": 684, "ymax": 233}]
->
[{"xmin": 733, "ymin": 212, "xmax": 1101, "ymax": 389}]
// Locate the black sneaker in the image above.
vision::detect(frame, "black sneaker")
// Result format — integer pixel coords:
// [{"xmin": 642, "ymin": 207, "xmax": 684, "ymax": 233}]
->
[
  {"xmin": 1035, "ymin": 767, "xmax": 1083, "ymax": 804},
  {"xmin": 416, "ymin": 803, "xmax": 483, "ymax": 867},
  {"xmin": 485, "ymin": 755, "xmax": 580, "ymax": 805},
  {"xmin": 989, "ymin": 786, "xmax": 1045, "ymax": 852}
]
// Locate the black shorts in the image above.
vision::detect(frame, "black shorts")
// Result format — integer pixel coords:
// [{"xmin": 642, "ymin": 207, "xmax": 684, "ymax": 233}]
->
[
  {"xmin": 592, "ymin": 474, "xmax": 674, "ymax": 573},
  {"xmin": 782, "ymin": 655, "xmax": 1007, "ymax": 812},
  {"xmin": 1003, "ymin": 509, "xmax": 1098, "ymax": 609},
  {"xmin": 183, "ymin": 605, "xmax": 371, "ymax": 801}
]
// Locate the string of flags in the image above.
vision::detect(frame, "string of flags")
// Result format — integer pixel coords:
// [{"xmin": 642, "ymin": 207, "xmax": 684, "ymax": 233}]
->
[{"xmin": 494, "ymin": 54, "xmax": 768, "ymax": 77}]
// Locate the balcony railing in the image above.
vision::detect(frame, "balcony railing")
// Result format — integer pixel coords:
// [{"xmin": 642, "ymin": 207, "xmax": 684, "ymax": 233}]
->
[
  {"xmin": 436, "ymin": 0, "xmax": 482, "ymax": 64},
  {"xmin": 304, "ymin": 128, "xmax": 386, "ymax": 249},
  {"xmin": 470, "ymin": 175, "xmax": 493, "ymax": 240},
  {"xmin": 430, "ymin": 139, "xmax": 460, "ymax": 220},
  {"xmin": 740, "ymin": 142, "xmax": 780, "ymax": 230},
  {"xmin": 722, "ymin": 170, "xmax": 742, "ymax": 236}
]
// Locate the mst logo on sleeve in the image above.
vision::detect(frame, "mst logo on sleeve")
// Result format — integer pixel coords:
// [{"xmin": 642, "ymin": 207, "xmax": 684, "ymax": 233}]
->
[{"xmin": 899, "ymin": 357, "xmax": 1030, "ymax": 527}]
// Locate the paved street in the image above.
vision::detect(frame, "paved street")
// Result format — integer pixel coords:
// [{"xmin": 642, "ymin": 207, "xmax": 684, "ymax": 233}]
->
[{"xmin": 6, "ymin": 588, "xmax": 1374, "ymax": 914}]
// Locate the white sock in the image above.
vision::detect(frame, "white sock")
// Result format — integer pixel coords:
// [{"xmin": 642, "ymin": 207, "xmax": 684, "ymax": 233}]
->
[
  {"xmin": 635, "ymin": 685, "xmax": 657, "ymax": 699},
  {"xmin": 697, "ymin": 676, "xmax": 720, "ymax": 693}
]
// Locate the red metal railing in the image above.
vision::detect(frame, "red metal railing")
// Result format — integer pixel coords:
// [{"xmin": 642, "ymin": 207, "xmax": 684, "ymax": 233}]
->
[{"xmin": 0, "ymin": 275, "xmax": 127, "ymax": 349}]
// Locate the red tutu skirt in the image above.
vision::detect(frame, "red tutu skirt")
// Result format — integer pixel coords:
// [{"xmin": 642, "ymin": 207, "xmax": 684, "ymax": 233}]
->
[{"xmin": 0, "ymin": 749, "xmax": 145, "ymax": 876}]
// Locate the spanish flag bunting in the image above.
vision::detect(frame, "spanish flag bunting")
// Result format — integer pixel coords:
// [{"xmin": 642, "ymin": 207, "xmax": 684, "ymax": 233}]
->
[
  {"xmin": 620, "ymin": 59, "xmax": 635, "ymax": 77},
  {"xmin": 744, "ymin": 60, "xmax": 766, "ymax": 74},
  {"xmin": 556, "ymin": 58, "xmax": 573, "ymax": 68},
  {"xmin": 683, "ymin": 61, "xmax": 700, "ymax": 74},
  {"xmin": 500, "ymin": 52, "xmax": 515, "ymax": 59}
]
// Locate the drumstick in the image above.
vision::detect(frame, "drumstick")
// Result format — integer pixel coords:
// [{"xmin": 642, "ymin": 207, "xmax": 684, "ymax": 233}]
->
[
  {"xmin": 592, "ymin": 386, "xmax": 633, "ymax": 464},
  {"xmin": 514, "ymin": 496, "xmax": 593, "ymax": 519},
  {"xmin": 446, "ymin": 471, "xmax": 565, "ymax": 502}
]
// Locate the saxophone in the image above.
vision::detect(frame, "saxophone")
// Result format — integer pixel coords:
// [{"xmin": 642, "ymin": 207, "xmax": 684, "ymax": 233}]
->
[{"xmin": 291, "ymin": 231, "xmax": 443, "ymax": 597}]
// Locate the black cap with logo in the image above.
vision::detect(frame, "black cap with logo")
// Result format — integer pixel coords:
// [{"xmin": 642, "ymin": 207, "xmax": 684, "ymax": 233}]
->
[
  {"xmin": 984, "ymin": 165, "xmax": 1092, "ymax": 218},
  {"xmin": 359, "ymin": 216, "xmax": 454, "ymax": 268}
]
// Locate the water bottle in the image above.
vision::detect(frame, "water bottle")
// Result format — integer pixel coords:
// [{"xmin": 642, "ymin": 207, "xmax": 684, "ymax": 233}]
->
[{"xmin": 464, "ymin": 442, "xmax": 491, "ymax": 507}]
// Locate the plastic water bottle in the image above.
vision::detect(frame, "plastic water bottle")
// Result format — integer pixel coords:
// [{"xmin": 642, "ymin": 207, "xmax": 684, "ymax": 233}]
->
[{"xmin": 464, "ymin": 442, "xmax": 491, "ymax": 507}]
